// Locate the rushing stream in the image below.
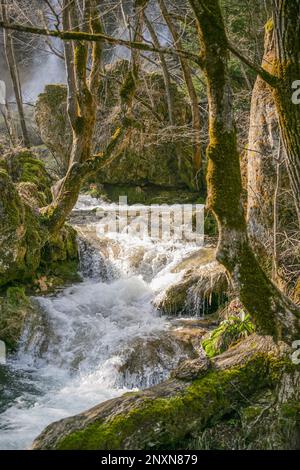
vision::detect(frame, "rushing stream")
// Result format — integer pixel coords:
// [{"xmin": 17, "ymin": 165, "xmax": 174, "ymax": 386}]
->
[{"xmin": 0, "ymin": 196, "xmax": 202, "ymax": 450}]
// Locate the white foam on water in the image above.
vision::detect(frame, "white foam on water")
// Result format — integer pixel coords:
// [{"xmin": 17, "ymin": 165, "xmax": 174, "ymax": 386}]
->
[{"xmin": 0, "ymin": 196, "xmax": 200, "ymax": 449}]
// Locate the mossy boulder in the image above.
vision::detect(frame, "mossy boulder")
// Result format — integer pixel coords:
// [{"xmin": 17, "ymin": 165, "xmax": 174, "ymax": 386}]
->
[
  {"xmin": 35, "ymin": 61, "xmax": 198, "ymax": 197},
  {"xmin": 0, "ymin": 287, "xmax": 36, "ymax": 350},
  {"xmin": 0, "ymin": 149, "xmax": 52, "ymax": 202},
  {"xmin": 32, "ymin": 225, "xmax": 80, "ymax": 293},
  {"xmin": 41, "ymin": 225, "xmax": 78, "ymax": 264},
  {"xmin": 0, "ymin": 150, "xmax": 79, "ymax": 288}
]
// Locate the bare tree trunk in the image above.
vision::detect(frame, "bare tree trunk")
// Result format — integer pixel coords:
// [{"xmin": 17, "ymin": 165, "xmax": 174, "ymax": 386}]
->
[
  {"xmin": 272, "ymin": 151, "xmax": 280, "ymax": 283},
  {"xmin": 246, "ymin": 24, "xmax": 280, "ymax": 270},
  {"xmin": 272, "ymin": 0, "xmax": 300, "ymax": 225},
  {"xmin": 189, "ymin": 0, "xmax": 300, "ymax": 343},
  {"xmin": 143, "ymin": 12, "xmax": 175, "ymax": 125},
  {"xmin": 158, "ymin": 0, "xmax": 202, "ymax": 175},
  {"xmin": 1, "ymin": 1, "xmax": 30, "ymax": 148}
]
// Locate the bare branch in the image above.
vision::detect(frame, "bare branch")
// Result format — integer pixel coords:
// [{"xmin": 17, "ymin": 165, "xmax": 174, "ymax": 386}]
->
[
  {"xmin": 227, "ymin": 42, "xmax": 279, "ymax": 88},
  {"xmin": 0, "ymin": 18, "xmax": 203, "ymax": 66}
]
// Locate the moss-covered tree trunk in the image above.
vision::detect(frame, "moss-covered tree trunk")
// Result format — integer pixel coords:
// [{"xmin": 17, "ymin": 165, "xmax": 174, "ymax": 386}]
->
[{"xmin": 188, "ymin": 0, "xmax": 300, "ymax": 342}]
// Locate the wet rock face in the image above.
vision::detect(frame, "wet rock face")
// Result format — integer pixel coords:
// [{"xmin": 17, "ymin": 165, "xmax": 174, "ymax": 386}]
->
[
  {"xmin": 35, "ymin": 61, "xmax": 196, "ymax": 193},
  {"xmin": 117, "ymin": 323, "xmax": 208, "ymax": 389},
  {"xmin": 155, "ymin": 249, "xmax": 230, "ymax": 317}
]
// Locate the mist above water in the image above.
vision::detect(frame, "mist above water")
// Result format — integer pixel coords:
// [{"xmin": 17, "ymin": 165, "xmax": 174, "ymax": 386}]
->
[{"xmin": 22, "ymin": 52, "xmax": 66, "ymax": 103}]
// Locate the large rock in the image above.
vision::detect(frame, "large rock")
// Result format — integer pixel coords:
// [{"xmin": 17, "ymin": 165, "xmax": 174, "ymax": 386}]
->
[
  {"xmin": 155, "ymin": 248, "xmax": 230, "ymax": 316},
  {"xmin": 35, "ymin": 61, "xmax": 197, "ymax": 196},
  {"xmin": 35, "ymin": 85, "xmax": 72, "ymax": 172}
]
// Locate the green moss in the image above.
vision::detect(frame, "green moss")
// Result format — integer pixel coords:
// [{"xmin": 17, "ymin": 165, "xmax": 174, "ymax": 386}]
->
[
  {"xmin": 6, "ymin": 286, "xmax": 29, "ymax": 307},
  {"xmin": 74, "ymin": 44, "xmax": 88, "ymax": 80},
  {"xmin": 265, "ymin": 18, "xmax": 274, "ymax": 33},
  {"xmin": 207, "ymin": 128, "xmax": 245, "ymax": 232},
  {"xmin": 204, "ymin": 208, "xmax": 218, "ymax": 237},
  {"xmin": 0, "ymin": 287, "xmax": 33, "ymax": 350},
  {"xmin": 32, "ymin": 260, "xmax": 80, "ymax": 294},
  {"xmin": 241, "ymin": 405, "xmax": 263, "ymax": 423},
  {"xmin": 16, "ymin": 182, "xmax": 48, "ymax": 208},
  {"xmin": 280, "ymin": 402, "xmax": 300, "ymax": 419},
  {"xmin": 3, "ymin": 150, "xmax": 52, "ymax": 202},
  {"xmin": 31, "ymin": 225, "xmax": 80, "ymax": 293},
  {"xmin": 0, "ymin": 169, "xmax": 23, "ymax": 227},
  {"xmin": 41, "ymin": 225, "xmax": 78, "ymax": 264},
  {"xmin": 38, "ymin": 84, "xmax": 67, "ymax": 108}
]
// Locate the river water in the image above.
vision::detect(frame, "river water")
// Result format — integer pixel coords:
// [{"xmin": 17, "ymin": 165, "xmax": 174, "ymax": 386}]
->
[{"xmin": 0, "ymin": 196, "xmax": 201, "ymax": 450}]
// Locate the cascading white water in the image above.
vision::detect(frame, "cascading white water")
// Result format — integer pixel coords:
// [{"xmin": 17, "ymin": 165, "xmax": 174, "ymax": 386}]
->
[{"xmin": 0, "ymin": 196, "xmax": 201, "ymax": 450}]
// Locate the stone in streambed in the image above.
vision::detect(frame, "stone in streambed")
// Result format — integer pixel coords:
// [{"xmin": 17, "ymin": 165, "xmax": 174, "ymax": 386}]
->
[{"xmin": 171, "ymin": 355, "xmax": 211, "ymax": 381}]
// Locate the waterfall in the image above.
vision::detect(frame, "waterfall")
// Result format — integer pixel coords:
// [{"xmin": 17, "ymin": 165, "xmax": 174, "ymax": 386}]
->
[{"xmin": 0, "ymin": 196, "xmax": 201, "ymax": 450}]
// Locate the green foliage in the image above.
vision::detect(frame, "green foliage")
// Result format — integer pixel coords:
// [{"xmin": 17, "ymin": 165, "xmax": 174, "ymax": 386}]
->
[{"xmin": 202, "ymin": 314, "xmax": 255, "ymax": 358}]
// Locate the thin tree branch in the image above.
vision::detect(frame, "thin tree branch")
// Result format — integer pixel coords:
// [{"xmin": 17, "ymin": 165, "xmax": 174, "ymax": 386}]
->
[
  {"xmin": 227, "ymin": 42, "xmax": 279, "ymax": 88},
  {"xmin": 0, "ymin": 19, "xmax": 202, "ymax": 66}
]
